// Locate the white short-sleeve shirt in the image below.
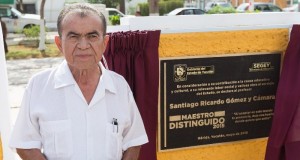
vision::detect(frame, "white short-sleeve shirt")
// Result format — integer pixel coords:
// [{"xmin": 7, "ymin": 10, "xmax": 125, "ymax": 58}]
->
[{"xmin": 9, "ymin": 61, "xmax": 148, "ymax": 160}]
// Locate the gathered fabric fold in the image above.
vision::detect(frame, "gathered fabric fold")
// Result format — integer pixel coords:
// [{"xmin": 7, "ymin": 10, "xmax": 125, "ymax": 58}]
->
[
  {"xmin": 104, "ymin": 30, "xmax": 161, "ymax": 160},
  {"xmin": 265, "ymin": 25, "xmax": 300, "ymax": 160}
]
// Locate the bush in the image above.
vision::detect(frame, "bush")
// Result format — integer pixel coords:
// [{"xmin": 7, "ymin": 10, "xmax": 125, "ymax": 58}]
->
[
  {"xmin": 109, "ymin": 15, "xmax": 120, "ymax": 25},
  {"xmin": 207, "ymin": 6, "xmax": 236, "ymax": 14},
  {"xmin": 245, "ymin": 9, "xmax": 261, "ymax": 13},
  {"xmin": 23, "ymin": 25, "xmax": 40, "ymax": 38},
  {"xmin": 138, "ymin": 0, "xmax": 184, "ymax": 16},
  {"xmin": 86, "ymin": 0, "xmax": 101, "ymax": 3},
  {"xmin": 159, "ymin": 0, "xmax": 183, "ymax": 15},
  {"xmin": 139, "ymin": 3, "xmax": 149, "ymax": 16}
]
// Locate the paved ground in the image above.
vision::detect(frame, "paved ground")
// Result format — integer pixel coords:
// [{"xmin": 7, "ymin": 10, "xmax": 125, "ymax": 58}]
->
[{"xmin": 7, "ymin": 57, "xmax": 64, "ymax": 124}]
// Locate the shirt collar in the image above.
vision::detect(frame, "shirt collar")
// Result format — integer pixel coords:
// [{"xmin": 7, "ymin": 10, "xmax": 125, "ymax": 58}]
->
[
  {"xmin": 54, "ymin": 60, "xmax": 117, "ymax": 94},
  {"xmin": 54, "ymin": 60, "xmax": 76, "ymax": 88},
  {"xmin": 99, "ymin": 62, "xmax": 117, "ymax": 94}
]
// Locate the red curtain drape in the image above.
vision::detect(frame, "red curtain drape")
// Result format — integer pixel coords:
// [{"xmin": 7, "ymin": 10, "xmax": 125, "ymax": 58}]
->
[
  {"xmin": 265, "ymin": 25, "xmax": 300, "ymax": 160},
  {"xmin": 104, "ymin": 30, "xmax": 160, "ymax": 160}
]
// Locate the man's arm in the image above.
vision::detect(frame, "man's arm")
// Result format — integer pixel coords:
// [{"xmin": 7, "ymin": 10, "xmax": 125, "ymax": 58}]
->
[
  {"xmin": 17, "ymin": 148, "xmax": 47, "ymax": 160},
  {"xmin": 122, "ymin": 146, "xmax": 141, "ymax": 160}
]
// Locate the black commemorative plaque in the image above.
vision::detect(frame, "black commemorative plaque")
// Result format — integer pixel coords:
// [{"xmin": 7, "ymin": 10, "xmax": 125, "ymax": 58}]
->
[{"xmin": 159, "ymin": 53, "xmax": 281, "ymax": 151}]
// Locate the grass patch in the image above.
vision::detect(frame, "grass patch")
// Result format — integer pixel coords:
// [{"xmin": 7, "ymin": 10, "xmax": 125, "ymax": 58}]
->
[{"xmin": 6, "ymin": 44, "xmax": 62, "ymax": 60}]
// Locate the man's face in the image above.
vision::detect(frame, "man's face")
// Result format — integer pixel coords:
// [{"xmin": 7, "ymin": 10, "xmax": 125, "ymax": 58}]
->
[{"xmin": 55, "ymin": 13, "xmax": 109, "ymax": 70}]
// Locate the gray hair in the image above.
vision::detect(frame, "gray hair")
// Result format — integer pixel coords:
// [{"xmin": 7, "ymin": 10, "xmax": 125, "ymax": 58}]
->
[{"xmin": 57, "ymin": 3, "xmax": 107, "ymax": 37}]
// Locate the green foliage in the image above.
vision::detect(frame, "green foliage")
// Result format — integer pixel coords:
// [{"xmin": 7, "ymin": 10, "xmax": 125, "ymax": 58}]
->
[
  {"xmin": 22, "ymin": 25, "xmax": 49, "ymax": 38},
  {"xmin": 109, "ymin": 15, "xmax": 120, "ymax": 25},
  {"xmin": 245, "ymin": 9, "xmax": 261, "ymax": 13},
  {"xmin": 138, "ymin": 0, "xmax": 184, "ymax": 16},
  {"xmin": 86, "ymin": 0, "xmax": 101, "ymax": 3},
  {"xmin": 23, "ymin": 25, "xmax": 40, "ymax": 38},
  {"xmin": 159, "ymin": 0, "xmax": 183, "ymax": 15},
  {"xmin": 6, "ymin": 44, "xmax": 61, "ymax": 60},
  {"xmin": 86, "ymin": 0, "xmax": 119, "ymax": 7},
  {"xmin": 207, "ymin": 6, "xmax": 236, "ymax": 14},
  {"xmin": 6, "ymin": 51, "xmax": 41, "ymax": 59},
  {"xmin": 15, "ymin": 29, "xmax": 23, "ymax": 34},
  {"xmin": 138, "ymin": 3, "xmax": 149, "ymax": 16}
]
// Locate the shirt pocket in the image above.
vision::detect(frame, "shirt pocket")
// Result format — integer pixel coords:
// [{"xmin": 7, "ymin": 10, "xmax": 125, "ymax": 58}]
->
[
  {"xmin": 105, "ymin": 122, "xmax": 124, "ymax": 160},
  {"xmin": 40, "ymin": 120, "xmax": 73, "ymax": 160}
]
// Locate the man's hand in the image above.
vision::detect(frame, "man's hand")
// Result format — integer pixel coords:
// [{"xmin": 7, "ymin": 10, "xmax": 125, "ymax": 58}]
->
[
  {"xmin": 17, "ymin": 148, "xmax": 47, "ymax": 160},
  {"xmin": 122, "ymin": 146, "xmax": 141, "ymax": 160}
]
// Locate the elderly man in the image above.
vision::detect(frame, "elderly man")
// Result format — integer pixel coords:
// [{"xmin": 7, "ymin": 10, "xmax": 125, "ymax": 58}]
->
[{"xmin": 10, "ymin": 3, "xmax": 148, "ymax": 160}]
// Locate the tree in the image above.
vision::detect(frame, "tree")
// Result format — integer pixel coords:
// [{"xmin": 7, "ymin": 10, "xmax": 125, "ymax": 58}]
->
[
  {"xmin": 40, "ymin": 0, "xmax": 46, "ymax": 20},
  {"xmin": 87, "ymin": 0, "xmax": 126, "ymax": 13},
  {"xmin": 39, "ymin": 0, "xmax": 46, "ymax": 54},
  {"xmin": 119, "ymin": 0, "xmax": 125, "ymax": 14},
  {"xmin": 148, "ymin": 0, "xmax": 159, "ymax": 16},
  {"xmin": 16, "ymin": 0, "xmax": 24, "ymax": 13},
  {"xmin": 87, "ymin": 0, "xmax": 119, "ymax": 8}
]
